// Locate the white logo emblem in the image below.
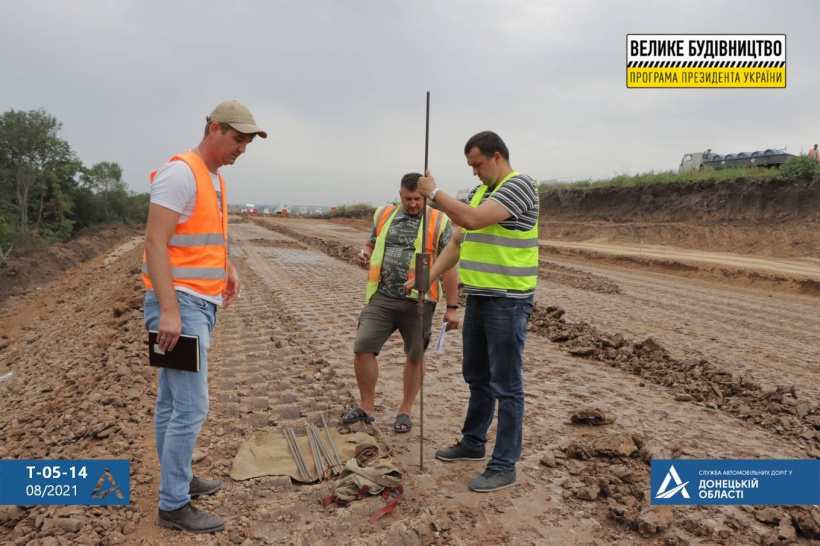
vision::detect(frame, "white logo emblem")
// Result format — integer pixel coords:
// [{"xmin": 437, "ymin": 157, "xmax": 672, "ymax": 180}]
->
[{"xmin": 655, "ymin": 465, "xmax": 690, "ymax": 499}]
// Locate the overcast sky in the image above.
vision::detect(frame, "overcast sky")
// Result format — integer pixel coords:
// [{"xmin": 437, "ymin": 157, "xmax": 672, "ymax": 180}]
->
[{"xmin": 1, "ymin": 1, "xmax": 817, "ymax": 207}]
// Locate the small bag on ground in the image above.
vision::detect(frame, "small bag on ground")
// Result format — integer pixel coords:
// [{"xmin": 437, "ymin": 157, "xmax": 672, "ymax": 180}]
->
[{"xmin": 321, "ymin": 446, "xmax": 404, "ymax": 522}]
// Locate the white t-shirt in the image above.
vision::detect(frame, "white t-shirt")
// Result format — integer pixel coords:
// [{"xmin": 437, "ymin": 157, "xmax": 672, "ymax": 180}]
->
[{"xmin": 150, "ymin": 159, "xmax": 224, "ymax": 306}]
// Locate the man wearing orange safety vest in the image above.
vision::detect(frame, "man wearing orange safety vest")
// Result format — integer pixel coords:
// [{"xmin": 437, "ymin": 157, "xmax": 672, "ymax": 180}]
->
[
  {"xmin": 142, "ymin": 101, "xmax": 266, "ymax": 534},
  {"xmin": 809, "ymin": 144, "xmax": 819, "ymax": 163},
  {"xmin": 340, "ymin": 173, "xmax": 459, "ymax": 433}
]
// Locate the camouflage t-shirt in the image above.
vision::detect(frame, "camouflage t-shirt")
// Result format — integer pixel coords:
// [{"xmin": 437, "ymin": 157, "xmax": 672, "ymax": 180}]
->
[{"xmin": 368, "ymin": 208, "xmax": 452, "ymax": 300}]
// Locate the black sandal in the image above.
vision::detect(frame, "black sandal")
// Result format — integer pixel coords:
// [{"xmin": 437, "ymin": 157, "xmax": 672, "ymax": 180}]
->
[
  {"xmin": 394, "ymin": 413, "xmax": 413, "ymax": 433},
  {"xmin": 340, "ymin": 407, "xmax": 375, "ymax": 424}
]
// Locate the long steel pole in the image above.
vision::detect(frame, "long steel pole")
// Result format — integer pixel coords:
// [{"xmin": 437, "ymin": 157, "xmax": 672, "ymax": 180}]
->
[{"xmin": 417, "ymin": 91, "xmax": 431, "ymax": 471}]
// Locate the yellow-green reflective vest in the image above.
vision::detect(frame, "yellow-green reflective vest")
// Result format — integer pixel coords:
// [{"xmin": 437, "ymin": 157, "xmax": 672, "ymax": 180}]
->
[
  {"xmin": 459, "ymin": 172, "xmax": 539, "ymax": 292},
  {"xmin": 365, "ymin": 205, "xmax": 449, "ymax": 303}
]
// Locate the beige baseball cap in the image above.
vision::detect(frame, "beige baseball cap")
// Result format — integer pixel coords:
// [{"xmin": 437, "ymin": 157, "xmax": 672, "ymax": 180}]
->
[{"xmin": 207, "ymin": 100, "xmax": 267, "ymax": 138}]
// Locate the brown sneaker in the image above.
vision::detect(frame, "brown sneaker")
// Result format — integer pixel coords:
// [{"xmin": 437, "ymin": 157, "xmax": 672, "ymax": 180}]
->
[
  {"xmin": 158, "ymin": 502, "xmax": 225, "ymax": 533},
  {"xmin": 189, "ymin": 476, "xmax": 222, "ymax": 497}
]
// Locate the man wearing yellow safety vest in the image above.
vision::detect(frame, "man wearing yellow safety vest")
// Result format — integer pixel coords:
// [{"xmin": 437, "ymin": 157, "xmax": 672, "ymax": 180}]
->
[
  {"xmin": 340, "ymin": 173, "xmax": 460, "ymax": 433},
  {"xmin": 143, "ymin": 101, "xmax": 266, "ymax": 533},
  {"xmin": 404, "ymin": 131, "xmax": 538, "ymax": 492}
]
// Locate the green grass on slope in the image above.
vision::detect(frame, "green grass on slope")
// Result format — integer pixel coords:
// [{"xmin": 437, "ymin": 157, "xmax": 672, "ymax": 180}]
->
[{"xmin": 538, "ymin": 155, "xmax": 820, "ymax": 193}]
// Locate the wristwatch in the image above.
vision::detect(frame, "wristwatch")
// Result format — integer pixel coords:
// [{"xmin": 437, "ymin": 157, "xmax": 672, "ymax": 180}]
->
[
  {"xmin": 428, "ymin": 187, "xmax": 441, "ymax": 202},
  {"xmin": 446, "ymin": 305, "xmax": 459, "ymax": 309}
]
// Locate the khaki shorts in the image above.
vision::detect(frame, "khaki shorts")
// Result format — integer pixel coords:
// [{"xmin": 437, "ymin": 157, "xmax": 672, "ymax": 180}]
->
[{"xmin": 353, "ymin": 292, "xmax": 436, "ymax": 362}]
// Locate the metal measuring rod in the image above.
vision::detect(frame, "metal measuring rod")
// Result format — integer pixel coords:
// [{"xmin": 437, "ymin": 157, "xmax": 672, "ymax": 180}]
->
[{"xmin": 414, "ymin": 91, "xmax": 432, "ymax": 472}]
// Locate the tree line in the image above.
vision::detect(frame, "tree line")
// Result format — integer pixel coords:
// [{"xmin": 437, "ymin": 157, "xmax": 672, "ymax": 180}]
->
[{"xmin": 0, "ymin": 108, "xmax": 149, "ymax": 260}]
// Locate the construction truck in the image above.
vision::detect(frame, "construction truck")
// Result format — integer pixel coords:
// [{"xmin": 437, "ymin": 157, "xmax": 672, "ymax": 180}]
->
[{"xmin": 679, "ymin": 149, "xmax": 795, "ymax": 173}]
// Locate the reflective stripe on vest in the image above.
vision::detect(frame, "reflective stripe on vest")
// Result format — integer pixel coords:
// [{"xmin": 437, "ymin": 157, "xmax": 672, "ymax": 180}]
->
[
  {"xmin": 462, "ymin": 232, "xmax": 539, "ymax": 249},
  {"xmin": 141, "ymin": 263, "xmax": 226, "ymax": 280},
  {"xmin": 365, "ymin": 205, "xmax": 449, "ymax": 303},
  {"xmin": 168, "ymin": 233, "xmax": 226, "ymax": 247},
  {"xmin": 458, "ymin": 172, "xmax": 539, "ymax": 292},
  {"xmin": 142, "ymin": 150, "xmax": 228, "ymax": 297}
]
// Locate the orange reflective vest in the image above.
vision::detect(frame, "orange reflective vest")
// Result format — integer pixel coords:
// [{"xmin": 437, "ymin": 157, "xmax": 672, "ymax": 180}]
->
[
  {"xmin": 142, "ymin": 151, "xmax": 228, "ymax": 297},
  {"xmin": 809, "ymin": 147, "xmax": 819, "ymax": 162},
  {"xmin": 365, "ymin": 205, "xmax": 449, "ymax": 303}
]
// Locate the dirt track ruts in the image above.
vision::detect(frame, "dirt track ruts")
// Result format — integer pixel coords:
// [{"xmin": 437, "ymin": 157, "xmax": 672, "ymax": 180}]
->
[
  {"xmin": 3, "ymin": 216, "xmax": 820, "ymax": 544},
  {"xmin": 243, "ymin": 216, "xmax": 820, "ymax": 544}
]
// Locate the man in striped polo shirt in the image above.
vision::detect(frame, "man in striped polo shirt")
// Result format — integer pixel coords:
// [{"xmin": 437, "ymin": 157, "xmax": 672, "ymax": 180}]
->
[{"xmin": 405, "ymin": 131, "xmax": 538, "ymax": 492}]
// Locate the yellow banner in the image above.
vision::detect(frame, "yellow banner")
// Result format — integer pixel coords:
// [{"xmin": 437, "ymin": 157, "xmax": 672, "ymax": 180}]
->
[{"xmin": 627, "ymin": 67, "xmax": 785, "ymax": 88}]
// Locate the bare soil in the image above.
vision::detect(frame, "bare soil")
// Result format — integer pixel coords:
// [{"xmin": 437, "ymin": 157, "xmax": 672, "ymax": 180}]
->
[
  {"xmin": 1, "ymin": 177, "xmax": 819, "ymax": 545},
  {"xmin": 0, "ymin": 224, "xmax": 143, "ymax": 305}
]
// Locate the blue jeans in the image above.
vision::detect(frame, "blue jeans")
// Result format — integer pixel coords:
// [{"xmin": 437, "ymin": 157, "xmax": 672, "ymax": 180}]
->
[
  {"xmin": 144, "ymin": 290, "xmax": 216, "ymax": 511},
  {"xmin": 460, "ymin": 294, "xmax": 533, "ymax": 471}
]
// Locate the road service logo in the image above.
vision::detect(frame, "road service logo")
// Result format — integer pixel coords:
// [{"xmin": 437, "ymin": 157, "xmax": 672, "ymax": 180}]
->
[
  {"xmin": 627, "ymin": 34, "xmax": 785, "ymax": 88},
  {"xmin": 91, "ymin": 468, "xmax": 125, "ymax": 500},
  {"xmin": 655, "ymin": 464, "xmax": 691, "ymax": 499}
]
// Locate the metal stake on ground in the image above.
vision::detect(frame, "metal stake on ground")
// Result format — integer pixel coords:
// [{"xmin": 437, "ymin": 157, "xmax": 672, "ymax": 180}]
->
[
  {"xmin": 321, "ymin": 413, "xmax": 343, "ymax": 468},
  {"xmin": 306, "ymin": 425, "xmax": 323, "ymax": 480},
  {"xmin": 308, "ymin": 423, "xmax": 337, "ymax": 478},
  {"xmin": 283, "ymin": 427, "xmax": 312, "ymax": 483}
]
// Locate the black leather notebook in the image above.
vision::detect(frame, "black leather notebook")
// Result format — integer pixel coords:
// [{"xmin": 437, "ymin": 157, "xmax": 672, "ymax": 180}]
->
[{"xmin": 148, "ymin": 331, "xmax": 201, "ymax": 372}]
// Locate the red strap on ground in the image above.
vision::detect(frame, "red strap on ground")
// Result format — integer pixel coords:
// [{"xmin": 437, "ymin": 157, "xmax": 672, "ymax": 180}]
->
[
  {"xmin": 321, "ymin": 494, "xmax": 338, "ymax": 506},
  {"xmin": 369, "ymin": 485, "xmax": 404, "ymax": 524},
  {"xmin": 357, "ymin": 485, "xmax": 370, "ymax": 500}
]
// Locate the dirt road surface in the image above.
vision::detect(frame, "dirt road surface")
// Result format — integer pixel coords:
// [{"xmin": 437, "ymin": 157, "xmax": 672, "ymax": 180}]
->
[
  {"xmin": 1, "ymin": 215, "xmax": 819, "ymax": 545},
  {"xmin": 540, "ymin": 240, "xmax": 820, "ymax": 281}
]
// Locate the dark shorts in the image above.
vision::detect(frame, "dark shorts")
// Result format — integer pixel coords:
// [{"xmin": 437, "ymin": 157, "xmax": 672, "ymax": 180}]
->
[{"xmin": 353, "ymin": 292, "xmax": 436, "ymax": 362}]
